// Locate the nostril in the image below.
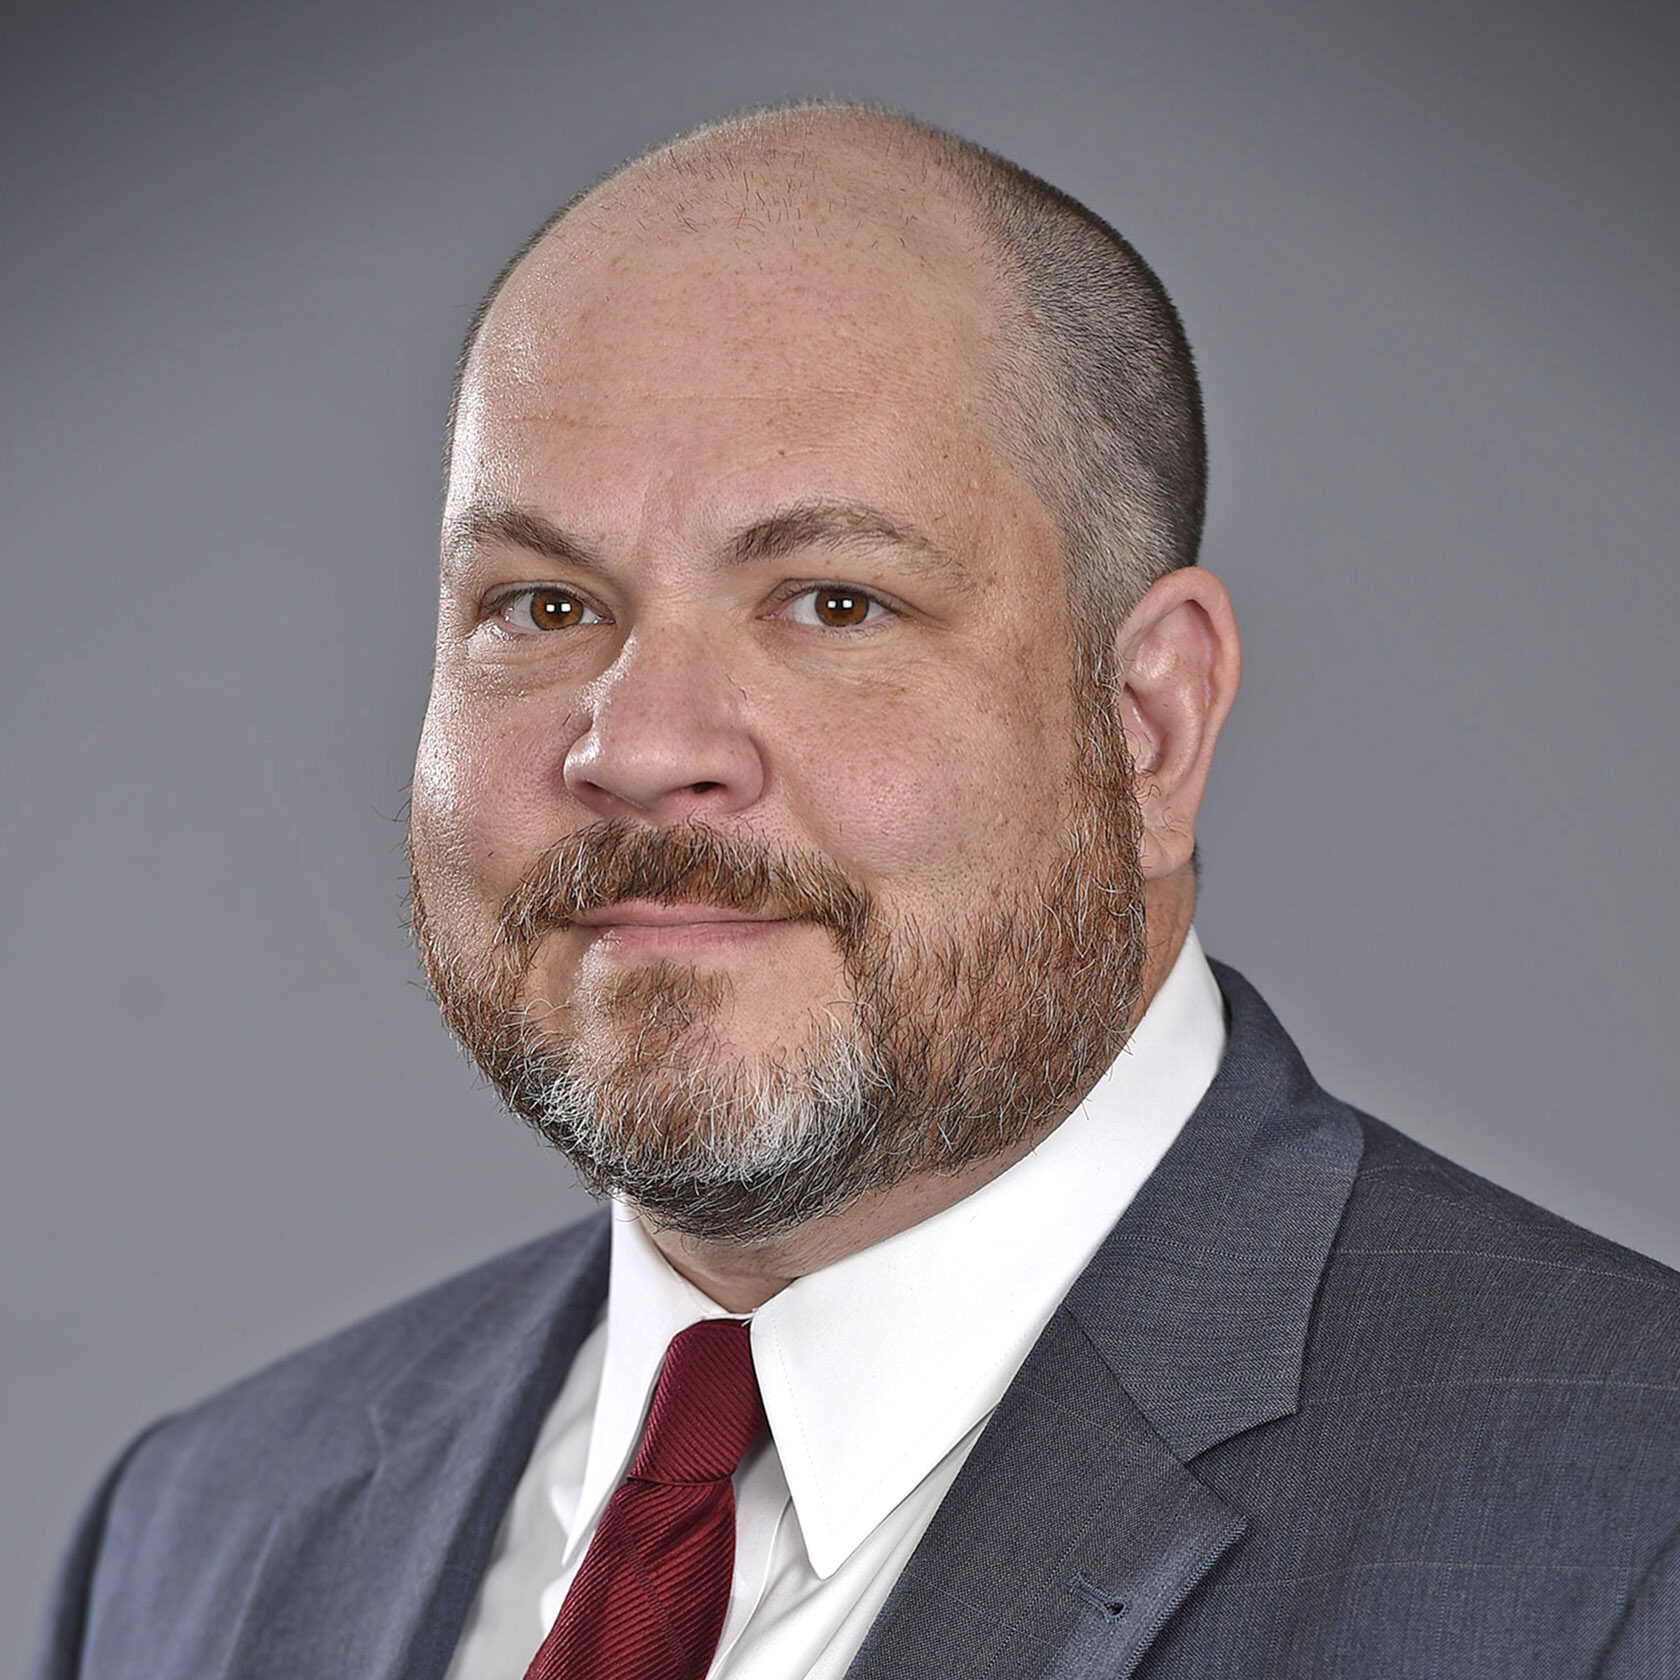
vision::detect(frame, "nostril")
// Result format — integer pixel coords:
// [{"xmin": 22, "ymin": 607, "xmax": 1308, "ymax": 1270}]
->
[{"xmin": 691, "ymin": 781, "xmax": 723, "ymax": 794}]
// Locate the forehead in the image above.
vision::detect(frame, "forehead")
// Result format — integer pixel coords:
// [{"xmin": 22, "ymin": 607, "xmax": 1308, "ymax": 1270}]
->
[{"xmin": 448, "ymin": 156, "xmax": 1038, "ymax": 545}]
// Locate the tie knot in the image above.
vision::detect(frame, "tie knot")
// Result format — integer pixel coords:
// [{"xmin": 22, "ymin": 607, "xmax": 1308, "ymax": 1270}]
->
[{"xmin": 630, "ymin": 1319, "xmax": 766, "ymax": 1485}]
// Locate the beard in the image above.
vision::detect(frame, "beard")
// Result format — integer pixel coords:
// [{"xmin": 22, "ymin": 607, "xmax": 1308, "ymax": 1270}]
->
[{"xmin": 409, "ymin": 688, "xmax": 1147, "ymax": 1242}]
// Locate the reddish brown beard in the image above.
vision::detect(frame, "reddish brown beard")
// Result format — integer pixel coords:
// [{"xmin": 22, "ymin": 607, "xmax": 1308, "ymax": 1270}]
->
[{"xmin": 409, "ymin": 699, "xmax": 1148, "ymax": 1241}]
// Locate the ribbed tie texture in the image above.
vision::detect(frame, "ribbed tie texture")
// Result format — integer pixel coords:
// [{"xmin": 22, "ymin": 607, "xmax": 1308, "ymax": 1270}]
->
[{"xmin": 523, "ymin": 1318, "xmax": 767, "ymax": 1680}]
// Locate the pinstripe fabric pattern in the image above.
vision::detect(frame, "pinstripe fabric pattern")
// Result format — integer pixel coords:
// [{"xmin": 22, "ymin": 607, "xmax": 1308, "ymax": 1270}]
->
[{"xmin": 524, "ymin": 1319, "xmax": 765, "ymax": 1680}]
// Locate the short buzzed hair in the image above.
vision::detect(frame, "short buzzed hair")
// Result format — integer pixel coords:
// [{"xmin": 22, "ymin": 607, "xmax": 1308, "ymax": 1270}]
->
[{"xmin": 448, "ymin": 103, "xmax": 1205, "ymax": 668}]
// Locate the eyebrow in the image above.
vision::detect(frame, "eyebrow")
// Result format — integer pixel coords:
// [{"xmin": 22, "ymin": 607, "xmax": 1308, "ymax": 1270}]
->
[
  {"xmin": 728, "ymin": 500, "xmax": 966, "ymax": 581},
  {"xmin": 443, "ymin": 496, "xmax": 969, "ymax": 583},
  {"xmin": 442, "ymin": 503, "xmax": 597, "ymax": 570}
]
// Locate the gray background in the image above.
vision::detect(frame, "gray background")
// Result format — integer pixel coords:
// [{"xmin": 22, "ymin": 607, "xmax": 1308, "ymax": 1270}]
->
[{"xmin": 3, "ymin": 0, "xmax": 1675, "ymax": 1666}]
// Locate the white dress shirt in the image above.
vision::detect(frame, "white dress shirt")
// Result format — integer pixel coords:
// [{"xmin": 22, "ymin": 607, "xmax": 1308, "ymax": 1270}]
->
[{"xmin": 444, "ymin": 930, "xmax": 1226, "ymax": 1680}]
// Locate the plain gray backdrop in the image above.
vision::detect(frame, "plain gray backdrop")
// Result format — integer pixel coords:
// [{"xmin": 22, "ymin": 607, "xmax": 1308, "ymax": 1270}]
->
[{"xmin": 3, "ymin": 0, "xmax": 1676, "ymax": 1667}]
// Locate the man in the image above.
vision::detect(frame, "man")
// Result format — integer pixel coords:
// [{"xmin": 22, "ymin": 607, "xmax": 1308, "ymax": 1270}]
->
[{"xmin": 35, "ymin": 103, "xmax": 1680, "ymax": 1680}]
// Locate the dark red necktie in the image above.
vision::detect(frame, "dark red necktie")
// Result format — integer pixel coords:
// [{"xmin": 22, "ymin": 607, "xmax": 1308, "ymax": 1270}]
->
[{"xmin": 523, "ymin": 1318, "xmax": 767, "ymax": 1680}]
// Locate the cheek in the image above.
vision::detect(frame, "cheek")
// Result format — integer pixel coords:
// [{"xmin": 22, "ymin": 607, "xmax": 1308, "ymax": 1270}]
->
[
  {"xmin": 779, "ymin": 664, "xmax": 1079, "ymax": 900},
  {"xmin": 411, "ymin": 686, "xmax": 573, "ymax": 908}
]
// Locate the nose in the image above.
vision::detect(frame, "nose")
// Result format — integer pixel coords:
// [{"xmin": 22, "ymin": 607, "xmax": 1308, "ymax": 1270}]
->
[{"xmin": 562, "ymin": 627, "xmax": 766, "ymax": 820}]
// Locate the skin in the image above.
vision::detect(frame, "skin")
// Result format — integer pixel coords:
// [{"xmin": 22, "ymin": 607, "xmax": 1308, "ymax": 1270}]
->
[{"xmin": 411, "ymin": 128, "xmax": 1242, "ymax": 1311}]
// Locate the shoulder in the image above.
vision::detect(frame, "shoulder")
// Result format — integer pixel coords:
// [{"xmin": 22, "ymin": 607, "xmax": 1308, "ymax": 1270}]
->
[
  {"xmin": 35, "ymin": 1213, "xmax": 611, "ymax": 1680},
  {"xmin": 1328, "ymin": 1111, "xmax": 1680, "ymax": 1370},
  {"xmin": 1207, "ymin": 959, "xmax": 1680, "ymax": 1375},
  {"xmin": 1175, "ymin": 1055, "xmax": 1680, "ymax": 1671},
  {"xmin": 119, "ymin": 1211, "xmax": 611, "ymax": 1497},
  {"xmin": 1286, "ymin": 1112, "xmax": 1680, "ymax": 1563}
]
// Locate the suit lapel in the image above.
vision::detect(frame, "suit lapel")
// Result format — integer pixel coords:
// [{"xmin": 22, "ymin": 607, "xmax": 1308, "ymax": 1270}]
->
[
  {"xmin": 843, "ymin": 1311, "xmax": 1246, "ymax": 1680},
  {"xmin": 218, "ymin": 1214, "xmax": 612, "ymax": 1680},
  {"xmin": 848, "ymin": 963, "xmax": 1364, "ymax": 1679}
]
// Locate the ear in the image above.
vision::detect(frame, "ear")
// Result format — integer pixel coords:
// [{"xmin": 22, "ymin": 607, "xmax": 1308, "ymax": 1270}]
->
[{"xmin": 1111, "ymin": 567, "xmax": 1242, "ymax": 880}]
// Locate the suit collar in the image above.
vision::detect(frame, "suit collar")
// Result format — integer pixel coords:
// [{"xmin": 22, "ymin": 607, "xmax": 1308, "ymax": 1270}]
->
[
  {"xmin": 847, "ymin": 962, "xmax": 1364, "ymax": 1679},
  {"xmin": 1064, "ymin": 960, "xmax": 1364, "ymax": 1459},
  {"xmin": 844, "ymin": 1311, "xmax": 1249, "ymax": 1680},
  {"xmin": 363, "ymin": 1214, "xmax": 610, "ymax": 1455}
]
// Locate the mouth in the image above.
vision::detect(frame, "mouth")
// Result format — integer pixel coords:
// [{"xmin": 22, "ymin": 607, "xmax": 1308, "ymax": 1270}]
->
[{"xmin": 571, "ymin": 900, "xmax": 794, "ymax": 955}]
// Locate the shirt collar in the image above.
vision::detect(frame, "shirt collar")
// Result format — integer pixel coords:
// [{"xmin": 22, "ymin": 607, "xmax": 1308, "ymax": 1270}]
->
[{"xmin": 573, "ymin": 929, "xmax": 1226, "ymax": 1578}]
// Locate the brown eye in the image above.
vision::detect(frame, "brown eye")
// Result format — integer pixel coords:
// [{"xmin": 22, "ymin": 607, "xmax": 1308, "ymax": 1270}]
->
[
  {"xmin": 812, "ymin": 590, "xmax": 872, "ymax": 627},
  {"xmin": 500, "ymin": 587, "xmax": 603, "ymax": 633},
  {"xmin": 530, "ymin": 588, "xmax": 584, "ymax": 629}
]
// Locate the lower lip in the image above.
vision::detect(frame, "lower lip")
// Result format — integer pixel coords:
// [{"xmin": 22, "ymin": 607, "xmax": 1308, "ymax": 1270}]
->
[{"xmin": 579, "ymin": 919, "xmax": 792, "ymax": 955}]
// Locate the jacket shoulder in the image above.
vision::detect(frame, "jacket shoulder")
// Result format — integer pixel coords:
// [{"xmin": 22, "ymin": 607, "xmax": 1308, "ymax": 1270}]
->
[
  {"xmin": 172, "ymin": 1212, "xmax": 611, "ymax": 1433},
  {"xmin": 104, "ymin": 1210, "xmax": 611, "ymax": 1530},
  {"xmin": 1337, "ymin": 1111, "xmax": 1680, "ymax": 1357},
  {"xmin": 1170, "ymin": 1067, "xmax": 1680, "ymax": 1674},
  {"xmin": 35, "ymin": 1213, "xmax": 611, "ymax": 1680},
  {"xmin": 1291, "ymin": 1111, "xmax": 1680, "ymax": 1515}
]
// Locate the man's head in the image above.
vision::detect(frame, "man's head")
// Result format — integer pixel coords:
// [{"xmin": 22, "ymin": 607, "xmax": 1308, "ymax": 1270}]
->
[{"xmin": 408, "ymin": 105, "xmax": 1239, "ymax": 1250}]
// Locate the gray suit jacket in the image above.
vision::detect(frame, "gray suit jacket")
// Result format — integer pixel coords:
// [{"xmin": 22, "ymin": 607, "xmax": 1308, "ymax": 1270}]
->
[{"xmin": 35, "ymin": 965, "xmax": 1680, "ymax": 1678}]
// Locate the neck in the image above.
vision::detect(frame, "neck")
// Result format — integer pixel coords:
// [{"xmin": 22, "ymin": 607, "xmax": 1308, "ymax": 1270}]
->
[{"xmin": 642, "ymin": 869, "xmax": 1197, "ymax": 1312}]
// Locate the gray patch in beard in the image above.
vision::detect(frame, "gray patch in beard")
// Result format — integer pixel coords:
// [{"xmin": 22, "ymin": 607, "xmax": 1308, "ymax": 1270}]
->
[{"xmin": 510, "ymin": 1008, "xmax": 893, "ymax": 1240}]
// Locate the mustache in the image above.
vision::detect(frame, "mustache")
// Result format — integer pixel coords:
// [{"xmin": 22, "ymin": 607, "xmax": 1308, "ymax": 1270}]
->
[{"xmin": 496, "ymin": 821, "xmax": 874, "ymax": 964}]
